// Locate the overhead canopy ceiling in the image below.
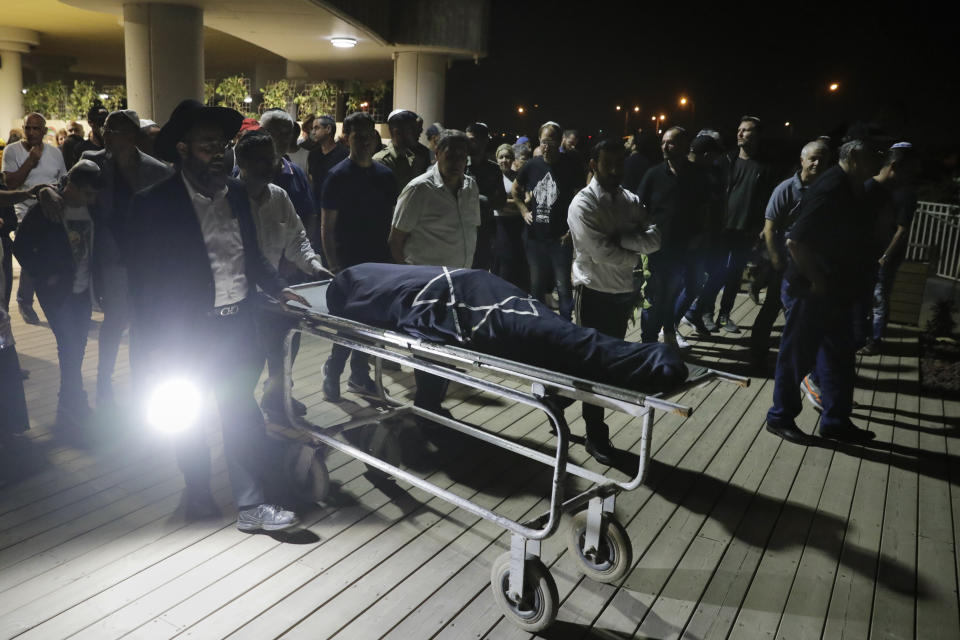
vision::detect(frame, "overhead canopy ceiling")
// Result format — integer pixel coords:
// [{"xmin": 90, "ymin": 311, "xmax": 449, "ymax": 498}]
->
[{"xmin": 1, "ymin": 0, "xmax": 424, "ymax": 80}]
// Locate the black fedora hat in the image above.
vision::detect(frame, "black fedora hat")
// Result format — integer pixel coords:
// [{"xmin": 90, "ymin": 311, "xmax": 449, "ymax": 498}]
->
[{"xmin": 154, "ymin": 99, "xmax": 244, "ymax": 162}]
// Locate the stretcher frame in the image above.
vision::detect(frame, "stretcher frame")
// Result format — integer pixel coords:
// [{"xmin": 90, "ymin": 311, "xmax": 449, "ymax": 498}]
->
[{"xmin": 272, "ymin": 281, "xmax": 749, "ymax": 631}]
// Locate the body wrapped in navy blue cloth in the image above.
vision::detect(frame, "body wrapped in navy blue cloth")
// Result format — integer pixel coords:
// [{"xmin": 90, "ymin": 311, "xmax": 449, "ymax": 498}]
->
[{"xmin": 326, "ymin": 263, "xmax": 687, "ymax": 394}]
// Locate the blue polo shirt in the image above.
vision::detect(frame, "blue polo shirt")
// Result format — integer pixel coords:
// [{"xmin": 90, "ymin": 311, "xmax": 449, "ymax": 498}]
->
[{"xmin": 272, "ymin": 156, "xmax": 316, "ymax": 230}]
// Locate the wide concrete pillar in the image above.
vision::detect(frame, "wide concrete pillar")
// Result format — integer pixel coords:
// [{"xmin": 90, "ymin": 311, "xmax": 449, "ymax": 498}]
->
[
  {"xmin": 123, "ymin": 3, "xmax": 204, "ymax": 123},
  {"xmin": 393, "ymin": 51, "xmax": 447, "ymax": 139},
  {"xmin": 0, "ymin": 27, "xmax": 39, "ymax": 136}
]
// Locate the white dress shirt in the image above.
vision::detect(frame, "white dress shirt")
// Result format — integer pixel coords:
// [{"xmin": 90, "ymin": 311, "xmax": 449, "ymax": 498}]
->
[
  {"xmin": 182, "ymin": 175, "xmax": 248, "ymax": 306},
  {"xmin": 567, "ymin": 177, "xmax": 661, "ymax": 294},
  {"xmin": 249, "ymin": 183, "xmax": 323, "ymax": 274}
]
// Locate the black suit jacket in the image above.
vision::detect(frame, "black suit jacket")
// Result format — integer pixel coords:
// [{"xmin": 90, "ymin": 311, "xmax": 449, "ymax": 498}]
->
[{"xmin": 126, "ymin": 172, "xmax": 286, "ymax": 369}]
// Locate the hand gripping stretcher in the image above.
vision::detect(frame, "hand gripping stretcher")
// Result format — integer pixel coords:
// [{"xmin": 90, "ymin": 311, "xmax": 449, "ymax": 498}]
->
[{"xmin": 270, "ymin": 280, "xmax": 749, "ymax": 632}]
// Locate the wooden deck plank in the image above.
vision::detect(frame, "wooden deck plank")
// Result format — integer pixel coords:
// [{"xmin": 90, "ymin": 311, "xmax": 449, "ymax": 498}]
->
[
  {"xmin": 870, "ymin": 344, "xmax": 920, "ymax": 640},
  {"xmin": 167, "ymin": 389, "xmax": 548, "ymax": 639},
  {"xmin": 476, "ymin": 297, "xmax": 760, "ymax": 640},
  {"xmin": 5, "ymin": 276, "xmax": 960, "ymax": 640},
  {"xmin": 769, "ymin": 355, "xmax": 882, "ymax": 640}
]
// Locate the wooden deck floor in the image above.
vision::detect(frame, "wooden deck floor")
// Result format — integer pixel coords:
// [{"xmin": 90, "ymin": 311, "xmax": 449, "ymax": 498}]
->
[{"xmin": 1, "ymin": 277, "xmax": 958, "ymax": 640}]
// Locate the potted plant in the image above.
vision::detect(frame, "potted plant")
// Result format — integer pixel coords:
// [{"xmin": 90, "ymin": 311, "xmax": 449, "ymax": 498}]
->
[{"xmin": 919, "ymin": 299, "xmax": 960, "ymax": 396}]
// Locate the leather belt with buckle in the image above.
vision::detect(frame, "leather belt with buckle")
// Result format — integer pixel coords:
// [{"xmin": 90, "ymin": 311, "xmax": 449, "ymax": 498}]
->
[{"xmin": 210, "ymin": 303, "xmax": 241, "ymax": 317}]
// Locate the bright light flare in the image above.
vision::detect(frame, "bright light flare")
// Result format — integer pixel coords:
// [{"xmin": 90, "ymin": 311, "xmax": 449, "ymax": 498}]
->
[
  {"xmin": 829, "ymin": 82, "xmax": 839, "ymax": 92},
  {"xmin": 330, "ymin": 37, "xmax": 357, "ymax": 48},
  {"xmin": 679, "ymin": 97, "xmax": 687, "ymax": 106},
  {"xmin": 147, "ymin": 379, "xmax": 202, "ymax": 434}
]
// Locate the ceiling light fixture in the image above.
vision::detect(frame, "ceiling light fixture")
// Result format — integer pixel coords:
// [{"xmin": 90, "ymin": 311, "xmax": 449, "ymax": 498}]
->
[{"xmin": 330, "ymin": 37, "xmax": 358, "ymax": 48}]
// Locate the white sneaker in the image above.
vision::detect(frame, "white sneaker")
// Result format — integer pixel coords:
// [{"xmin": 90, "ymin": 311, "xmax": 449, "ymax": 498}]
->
[{"xmin": 674, "ymin": 332, "xmax": 691, "ymax": 349}]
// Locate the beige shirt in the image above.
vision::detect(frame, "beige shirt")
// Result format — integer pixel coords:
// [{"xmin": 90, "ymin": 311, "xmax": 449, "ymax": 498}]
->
[
  {"xmin": 391, "ymin": 163, "xmax": 481, "ymax": 268},
  {"xmin": 182, "ymin": 175, "xmax": 248, "ymax": 306}
]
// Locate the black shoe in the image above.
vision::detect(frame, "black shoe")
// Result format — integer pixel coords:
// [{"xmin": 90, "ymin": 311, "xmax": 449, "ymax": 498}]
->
[
  {"xmin": 681, "ymin": 314, "xmax": 712, "ymax": 337},
  {"xmin": 700, "ymin": 313, "xmax": 718, "ymax": 332},
  {"xmin": 718, "ymin": 314, "xmax": 741, "ymax": 333},
  {"xmin": 585, "ymin": 438, "xmax": 617, "ymax": 465},
  {"xmin": 819, "ymin": 422, "xmax": 876, "ymax": 443},
  {"xmin": 322, "ymin": 362, "xmax": 341, "ymax": 402},
  {"xmin": 18, "ymin": 303, "xmax": 40, "ymax": 325},
  {"xmin": 749, "ymin": 288, "xmax": 762, "ymax": 306},
  {"xmin": 347, "ymin": 375, "xmax": 380, "ymax": 399},
  {"xmin": 291, "ymin": 397, "xmax": 308, "ymax": 416},
  {"xmin": 766, "ymin": 420, "xmax": 808, "ymax": 444},
  {"xmin": 184, "ymin": 488, "xmax": 220, "ymax": 520},
  {"xmin": 857, "ymin": 341, "xmax": 880, "ymax": 356}
]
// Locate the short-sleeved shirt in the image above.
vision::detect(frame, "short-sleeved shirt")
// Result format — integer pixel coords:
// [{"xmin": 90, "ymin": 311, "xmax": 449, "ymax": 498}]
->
[
  {"xmin": 764, "ymin": 172, "xmax": 808, "ymax": 254},
  {"xmin": 785, "ymin": 165, "xmax": 864, "ymax": 301},
  {"xmin": 636, "ymin": 161, "xmax": 709, "ymax": 250},
  {"xmin": 308, "ymin": 144, "xmax": 348, "ymax": 209},
  {"xmin": 391, "ymin": 163, "xmax": 481, "ymax": 268},
  {"xmin": 725, "ymin": 155, "xmax": 776, "ymax": 232},
  {"xmin": 374, "ymin": 141, "xmax": 430, "ymax": 193},
  {"xmin": 516, "ymin": 155, "xmax": 584, "ymax": 240},
  {"xmin": 1, "ymin": 142, "xmax": 67, "ymax": 220},
  {"xmin": 321, "ymin": 158, "xmax": 397, "ymax": 267}
]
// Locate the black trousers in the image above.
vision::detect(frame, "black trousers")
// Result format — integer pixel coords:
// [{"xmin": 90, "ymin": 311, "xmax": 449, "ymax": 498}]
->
[
  {"xmin": 750, "ymin": 268, "xmax": 784, "ymax": 358},
  {"xmin": 152, "ymin": 305, "xmax": 271, "ymax": 508},
  {"xmin": 574, "ymin": 285, "xmax": 636, "ymax": 432},
  {"xmin": 38, "ymin": 287, "xmax": 92, "ymax": 414}
]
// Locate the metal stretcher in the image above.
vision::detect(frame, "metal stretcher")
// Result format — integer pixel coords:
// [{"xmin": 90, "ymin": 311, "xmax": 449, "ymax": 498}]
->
[{"xmin": 271, "ymin": 280, "xmax": 749, "ymax": 632}]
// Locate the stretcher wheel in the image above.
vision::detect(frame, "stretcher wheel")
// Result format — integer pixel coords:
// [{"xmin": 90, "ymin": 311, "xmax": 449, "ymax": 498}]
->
[
  {"xmin": 364, "ymin": 423, "xmax": 402, "ymax": 478},
  {"xmin": 283, "ymin": 444, "xmax": 329, "ymax": 503},
  {"xmin": 490, "ymin": 552, "xmax": 558, "ymax": 633},
  {"xmin": 566, "ymin": 510, "xmax": 632, "ymax": 583}
]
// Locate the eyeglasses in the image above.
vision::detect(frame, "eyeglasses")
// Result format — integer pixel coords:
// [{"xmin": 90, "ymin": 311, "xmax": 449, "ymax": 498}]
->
[{"xmin": 187, "ymin": 139, "xmax": 229, "ymax": 153}]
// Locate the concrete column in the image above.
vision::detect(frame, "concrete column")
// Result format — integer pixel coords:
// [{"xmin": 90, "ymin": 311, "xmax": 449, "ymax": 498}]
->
[
  {"xmin": 123, "ymin": 3, "xmax": 204, "ymax": 123},
  {"xmin": 393, "ymin": 51, "xmax": 447, "ymax": 139},
  {"xmin": 0, "ymin": 27, "xmax": 39, "ymax": 136}
]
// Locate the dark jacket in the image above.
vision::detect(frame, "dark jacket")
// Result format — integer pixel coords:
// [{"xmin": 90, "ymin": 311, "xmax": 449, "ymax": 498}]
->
[
  {"xmin": 12, "ymin": 202, "xmax": 79, "ymax": 306},
  {"xmin": 81, "ymin": 148, "xmax": 173, "ymax": 288},
  {"xmin": 126, "ymin": 172, "xmax": 286, "ymax": 368}
]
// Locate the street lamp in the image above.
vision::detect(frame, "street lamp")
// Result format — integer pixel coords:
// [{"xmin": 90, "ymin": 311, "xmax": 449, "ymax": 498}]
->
[
  {"xmin": 829, "ymin": 82, "xmax": 839, "ymax": 92},
  {"xmin": 659, "ymin": 114, "xmax": 666, "ymax": 121},
  {"xmin": 633, "ymin": 106, "xmax": 640, "ymax": 113},
  {"xmin": 679, "ymin": 97, "xmax": 687, "ymax": 106}
]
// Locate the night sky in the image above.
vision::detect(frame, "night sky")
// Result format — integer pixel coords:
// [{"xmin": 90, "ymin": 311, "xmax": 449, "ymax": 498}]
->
[{"xmin": 446, "ymin": 1, "xmax": 960, "ymax": 151}]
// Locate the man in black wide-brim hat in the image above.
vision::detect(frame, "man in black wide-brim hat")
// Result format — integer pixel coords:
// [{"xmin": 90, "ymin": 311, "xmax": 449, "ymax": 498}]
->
[{"xmin": 127, "ymin": 99, "xmax": 309, "ymax": 531}]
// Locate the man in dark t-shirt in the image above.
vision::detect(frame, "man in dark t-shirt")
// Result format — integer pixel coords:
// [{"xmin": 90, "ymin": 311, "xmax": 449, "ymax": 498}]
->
[
  {"xmin": 513, "ymin": 121, "xmax": 585, "ymax": 320},
  {"xmin": 307, "ymin": 115, "xmax": 348, "ymax": 245},
  {"xmin": 693, "ymin": 116, "xmax": 777, "ymax": 333},
  {"xmin": 320, "ymin": 111, "xmax": 398, "ymax": 401},
  {"xmin": 766, "ymin": 139, "xmax": 882, "ymax": 445},
  {"xmin": 857, "ymin": 142, "xmax": 918, "ymax": 355}
]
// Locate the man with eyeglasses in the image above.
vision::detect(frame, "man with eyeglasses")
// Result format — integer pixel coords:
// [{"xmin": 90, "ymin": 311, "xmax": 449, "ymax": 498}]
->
[
  {"xmin": 2, "ymin": 112, "xmax": 67, "ymax": 324},
  {"xmin": 127, "ymin": 100, "xmax": 309, "ymax": 531}
]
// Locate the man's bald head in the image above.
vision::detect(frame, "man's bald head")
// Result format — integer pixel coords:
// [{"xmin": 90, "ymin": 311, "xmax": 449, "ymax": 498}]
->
[
  {"xmin": 799, "ymin": 139, "xmax": 830, "ymax": 184},
  {"xmin": 23, "ymin": 113, "xmax": 47, "ymax": 146}
]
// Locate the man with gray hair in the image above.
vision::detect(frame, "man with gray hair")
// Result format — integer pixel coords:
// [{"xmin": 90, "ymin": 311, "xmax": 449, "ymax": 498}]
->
[
  {"xmin": 389, "ymin": 128, "xmax": 480, "ymax": 415},
  {"xmin": 2, "ymin": 112, "xmax": 67, "ymax": 324},
  {"xmin": 258, "ymin": 109, "xmax": 316, "ymax": 241},
  {"xmin": 766, "ymin": 136, "xmax": 883, "ymax": 445},
  {"xmin": 749, "ymin": 138, "xmax": 830, "ymax": 368}
]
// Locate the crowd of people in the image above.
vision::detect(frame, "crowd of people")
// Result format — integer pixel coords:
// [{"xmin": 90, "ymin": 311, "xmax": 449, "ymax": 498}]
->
[{"xmin": 0, "ymin": 97, "xmax": 918, "ymax": 531}]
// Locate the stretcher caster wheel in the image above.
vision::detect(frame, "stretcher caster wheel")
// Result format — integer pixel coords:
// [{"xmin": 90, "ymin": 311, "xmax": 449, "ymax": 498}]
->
[
  {"xmin": 490, "ymin": 552, "xmax": 558, "ymax": 633},
  {"xmin": 364, "ymin": 423, "xmax": 402, "ymax": 479},
  {"xmin": 566, "ymin": 510, "xmax": 632, "ymax": 583},
  {"xmin": 283, "ymin": 444, "xmax": 329, "ymax": 504}
]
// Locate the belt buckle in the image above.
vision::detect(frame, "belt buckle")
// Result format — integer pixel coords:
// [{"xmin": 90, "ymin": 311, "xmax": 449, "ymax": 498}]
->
[{"xmin": 217, "ymin": 304, "xmax": 239, "ymax": 317}]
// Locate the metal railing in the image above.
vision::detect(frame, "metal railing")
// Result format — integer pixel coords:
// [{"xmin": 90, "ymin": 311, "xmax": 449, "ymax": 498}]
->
[{"xmin": 906, "ymin": 201, "xmax": 960, "ymax": 281}]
